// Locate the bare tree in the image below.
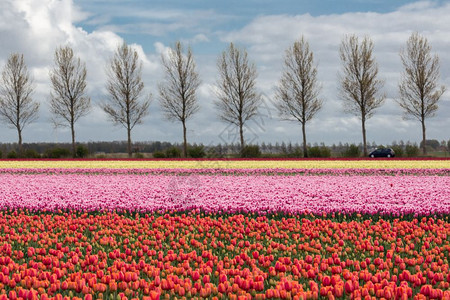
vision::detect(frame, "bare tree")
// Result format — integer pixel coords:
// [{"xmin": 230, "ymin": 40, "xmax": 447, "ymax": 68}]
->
[
  {"xmin": 159, "ymin": 41, "xmax": 200, "ymax": 157},
  {"xmin": 102, "ymin": 42, "xmax": 151, "ymax": 157},
  {"xmin": 215, "ymin": 42, "xmax": 261, "ymax": 152},
  {"xmin": 50, "ymin": 45, "xmax": 91, "ymax": 157},
  {"xmin": 339, "ymin": 35, "xmax": 385, "ymax": 156},
  {"xmin": 398, "ymin": 32, "xmax": 445, "ymax": 155},
  {"xmin": 0, "ymin": 53, "xmax": 39, "ymax": 152},
  {"xmin": 275, "ymin": 37, "xmax": 322, "ymax": 158}
]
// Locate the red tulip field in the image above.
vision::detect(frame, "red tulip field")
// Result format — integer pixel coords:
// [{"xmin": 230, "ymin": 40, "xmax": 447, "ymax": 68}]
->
[{"xmin": 0, "ymin": 159, "xmax": 449, "ymax": 299}]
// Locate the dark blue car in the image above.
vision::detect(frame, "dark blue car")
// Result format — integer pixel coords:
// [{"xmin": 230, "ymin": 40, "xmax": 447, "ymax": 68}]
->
[{"xmin": 369, "ymin": 148, "xmax": 395, "ymax": 158}]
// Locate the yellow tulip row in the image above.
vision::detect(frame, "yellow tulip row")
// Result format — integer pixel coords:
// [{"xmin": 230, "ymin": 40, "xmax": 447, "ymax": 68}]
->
[{"xmin": 0, "ymin": 159, "xmax": 449, "ymax": 169}]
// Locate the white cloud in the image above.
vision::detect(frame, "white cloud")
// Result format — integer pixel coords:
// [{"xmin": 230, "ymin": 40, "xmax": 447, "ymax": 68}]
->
[{"xmin": 180, "ymin": 34, "xmax": 210, "ymax": 45}]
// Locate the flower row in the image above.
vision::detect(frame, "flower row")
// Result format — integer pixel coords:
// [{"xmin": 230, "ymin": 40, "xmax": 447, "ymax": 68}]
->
[
  {"xmin": 0, "ymin": 211, "xmax": 449, "ymax": 299},
  {"xmin": 1, "ymin": 159, "xmax": 449, "ymax": 169},
  {"xmin": 1, "ymin": 167, "xmax": 450, "ymax": 176},
  {"xmin": 1, "ymin": 173, "xmax": 449, "ymax": 215}
]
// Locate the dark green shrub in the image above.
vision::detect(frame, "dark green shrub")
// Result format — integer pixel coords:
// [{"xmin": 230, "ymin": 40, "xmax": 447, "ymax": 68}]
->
[
  {"xmin": 152, "ymin": 151, "xmax": 166, "ymax": 158},
  {"xmin": 405, "ymin": 144, "xmax": 419, "ymax": 157},
  {"xmin": 76, "ymin": 145, "xmax": 89, "ymax": 158},
  {"xmin": 206, "ymin": 145, "xmax": 226, "ymax": 158},
  {"xmin": 286, "ymin": 147, "xmax": 303, "ymax": 158},
  {"xmin": 321, "ymin": 146, "xmax": 331, "ymax": 158},
  {"xmin": 0, "ymin": 150, "xmax": 2, "ymax": 159},
  {"xmin": 241, "ymin": 145, "xmax": 261, "ymax": 158},
  {"xmin": 308, "ymin": 147, "xmax": 321, "ymax": 158},
  {"xmin": 391, "ymin": 145, "xmax": 403, "ymax": 157},
  {"xmin": 7, "ymin": 150, "xmax": 18, "ymax": 159},
  {"xmin": 343, "ymin": 144, "xmax": 360, "ymax": 157},
  {"xmin": 22, "ymin": 149, "xmax": 40, "ymax": 158},
  {"xmin": 308, "ymin": 146, "xmax": 331, "ymax": 158},
  {"xmin": 188, "ymin": 145, "xmax": 206, "ymax": 158},
  {"xmin": 205, "ymin": 149, "xmax": 219, "ymax": 158},
  {"xmin": 134, "ymin": 152, "xmax": 144, "ymax": 158},
  {"xmin": 44, "ymin": 147, "xmax": 71, "ymax": 158},
  {"xmin": 420, "ymin": 139, "xmax": 440, "ymax": 150},
  {"xmin": 165, "ymin": 147, "xmax": 182, "ymax": 158}
]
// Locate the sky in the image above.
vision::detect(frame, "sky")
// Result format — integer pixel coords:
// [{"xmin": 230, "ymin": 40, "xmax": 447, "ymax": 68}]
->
[{"xmin": 0, "ymin": 0, "xmax": 449, "ymax": 147}]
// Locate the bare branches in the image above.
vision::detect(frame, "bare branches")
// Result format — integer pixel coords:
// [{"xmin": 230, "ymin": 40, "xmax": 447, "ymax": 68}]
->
[
  {"xmin": 102, "ymin": 42, "xmax": 150, "ymax": 157},
  {"xmin": 159, "ymin": 41, "xmax": 200, "ymax": 157},
  {"xmin": 215, "ymin": 43, "xmax": 261, "ymax": 150},
  {"xmin": 0, "ymin": 53, "xmax": 39, "ymax": 149},
  {"xmin": 159, "ymin": 41, "xmax": 200, "ymax": 122},
  {"xmin": 339, "ymin": 35, "xmax": 385, "ymax": 119},
  {"xmin": 49, "ymin": 45, "xmax": 91, "ymax": 156},
  {"xmin": 398, "ymin": 32, "xmax": 444, "ymax": 120},
  {"xmin": 339, "ymin": 35, "xmax": 385, "ymax": 156},
  {"xmin": 397, "ymin": 32, "xmax": 445, "ymax": 155},
  {"xmin": 275, "ymin": 37, "xmax": 322, "ymax": 157}
]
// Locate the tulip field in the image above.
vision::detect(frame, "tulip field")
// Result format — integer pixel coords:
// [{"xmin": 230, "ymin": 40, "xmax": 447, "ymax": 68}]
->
[{"xmin": 0, "ymin": 159, "xmax": 450, "ymax": 300}]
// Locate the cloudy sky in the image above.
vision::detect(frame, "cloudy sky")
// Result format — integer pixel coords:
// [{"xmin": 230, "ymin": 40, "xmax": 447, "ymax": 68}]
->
[{"xmin": 0, "ymin": 0, "xmax": 449, "ymax": 147}]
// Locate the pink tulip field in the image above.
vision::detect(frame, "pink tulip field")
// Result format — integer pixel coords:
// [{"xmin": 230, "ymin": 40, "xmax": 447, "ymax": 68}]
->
[{"xmin": 0, "ymin": 171, "xmax": 449, "ymax": 215}]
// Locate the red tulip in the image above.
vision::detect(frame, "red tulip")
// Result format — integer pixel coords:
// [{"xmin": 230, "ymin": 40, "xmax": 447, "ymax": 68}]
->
[
  {"xmin": 344, "ymin": 280, "xmax": 353, "ymax": 294},
  {"xmin": 191, "ymin": 271, "xmax": 200, "ymax": 281}
]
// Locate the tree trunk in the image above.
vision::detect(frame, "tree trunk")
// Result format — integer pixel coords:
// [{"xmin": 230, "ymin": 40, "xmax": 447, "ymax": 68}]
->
[
  {"xmin": 18, "ymin": 127, "xmax": 22, "ymax": 153},
  {"xmin": 239, "ymin": 122, "xmax": 244, "ymax": 155},
  {"xmin": 422, "ymin": 118, "xmax": 427, "ymax": 155},
  {"xmin": 127, "ymin": 126, "xmax": 132, "ymax": 158},
  {"xmin": 71, "ymin": 121, "xmax": 76, "ymax": 158},
  {"xmin": 182, "ymin": 121, "xmax": 187, "ymax": 158},
  {"xmin": 302, "ymin": 121, "xmax": 308, "ymax": 158},
  {"xmin": 361, "ymin": 117, "xmax": 367, "ymax": 157}
]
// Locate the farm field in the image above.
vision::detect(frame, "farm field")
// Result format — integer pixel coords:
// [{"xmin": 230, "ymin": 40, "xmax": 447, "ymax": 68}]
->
[{"xmin": 0, "ymin": 159, "xmax": 449, "ymax": 299}]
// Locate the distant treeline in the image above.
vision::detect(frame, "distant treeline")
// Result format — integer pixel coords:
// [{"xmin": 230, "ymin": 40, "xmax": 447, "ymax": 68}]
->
[{"xmin": 0, "ymin": 139, "xmax": 448, "ymax": 158}]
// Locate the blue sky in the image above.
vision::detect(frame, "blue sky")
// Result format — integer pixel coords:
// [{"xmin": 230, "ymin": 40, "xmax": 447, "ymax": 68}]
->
[
  {"xmin": 0, "ymin": 0, "xmax": 449, "ymax": 147},
  {"xmin": 75, "ymin": 0, "xmax": 423, "ymax": 52}
]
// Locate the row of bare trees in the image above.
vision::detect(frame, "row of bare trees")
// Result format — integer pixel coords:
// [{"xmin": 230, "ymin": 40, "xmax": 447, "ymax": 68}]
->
[
  {"xmin": 337, "ymin": 33, "xmax": 445, "ymax": 156},
  {"xmin": 0, "ymin": 32, "xmax": 446, "ymax": 157},
  {"xmin": 276, "ymin": 33, "xmax": 445, "ymax": 157}
]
